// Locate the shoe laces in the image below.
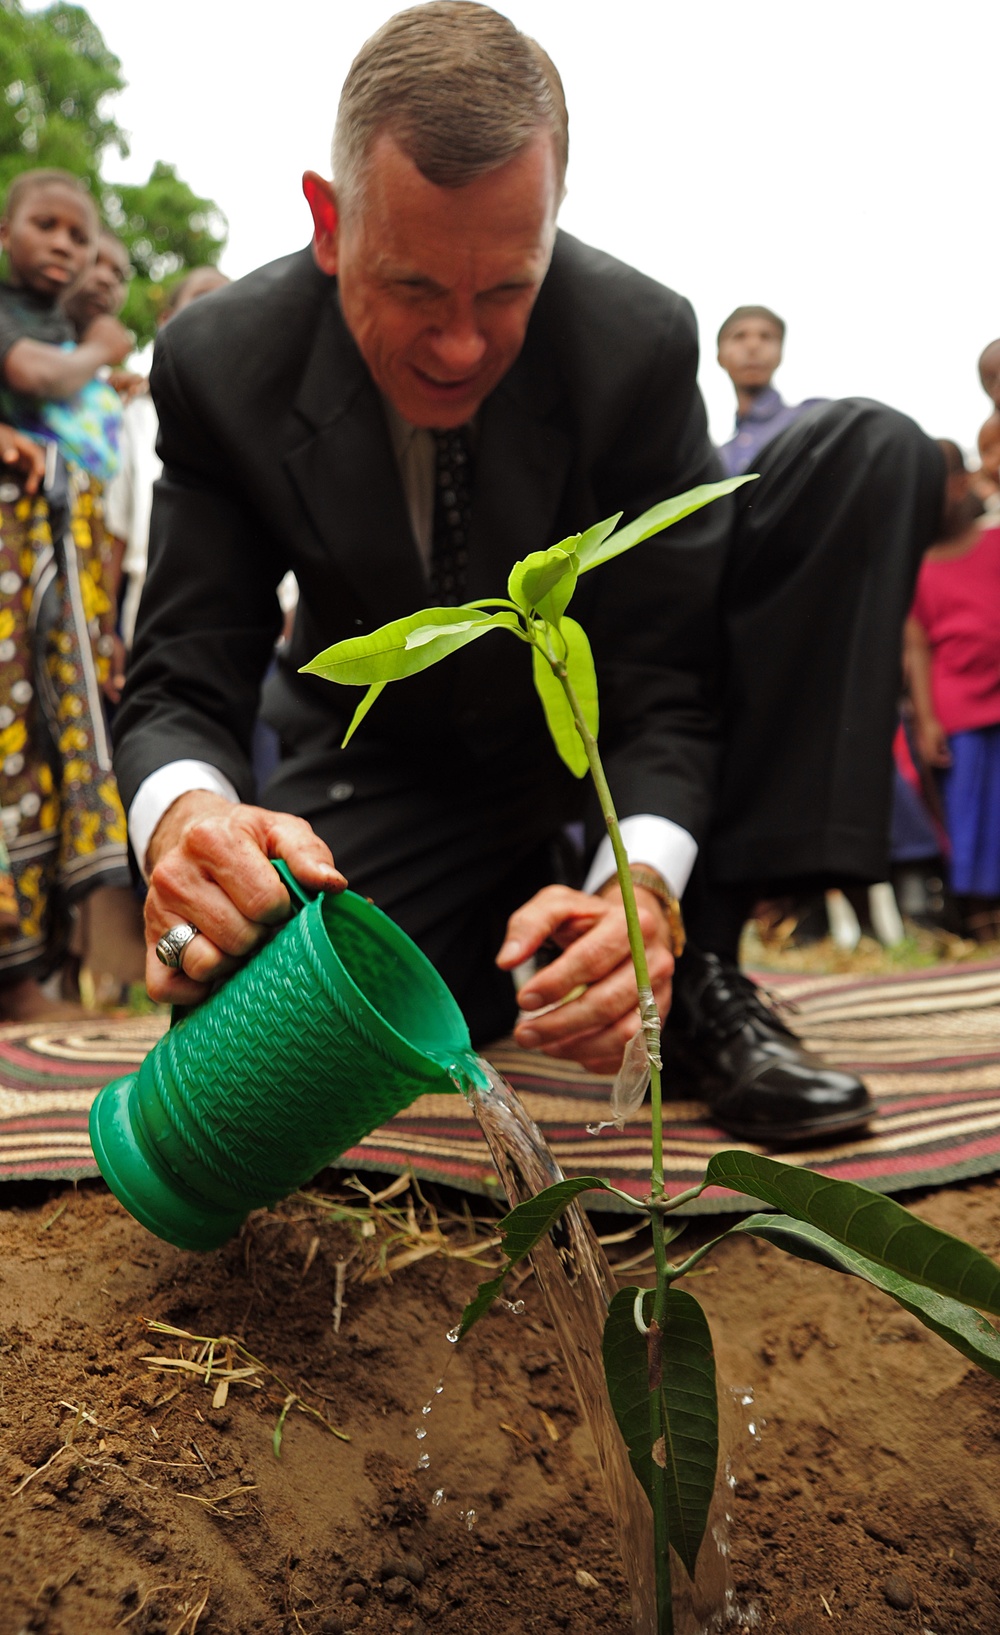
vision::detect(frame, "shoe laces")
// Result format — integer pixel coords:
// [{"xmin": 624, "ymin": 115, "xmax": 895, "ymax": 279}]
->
[{"xmin": 692, "ymin": 956, "xmax": 798, "ymax": 1042}]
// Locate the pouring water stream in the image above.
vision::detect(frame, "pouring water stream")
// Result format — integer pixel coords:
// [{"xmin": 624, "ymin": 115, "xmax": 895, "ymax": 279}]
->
[
  {"xmin": 457, "ymin": 1053, "xmax": 657, "ymax": 1633},
  {"xmin": 435, "ymin": 1052, "xmax": 741, "ymax": 1635}
]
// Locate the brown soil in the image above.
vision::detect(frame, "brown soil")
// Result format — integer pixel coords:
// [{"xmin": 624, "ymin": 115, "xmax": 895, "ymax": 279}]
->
[{"xmin": 2, "ymin": 1175, "xmax": 1000, "ymax": 1635}]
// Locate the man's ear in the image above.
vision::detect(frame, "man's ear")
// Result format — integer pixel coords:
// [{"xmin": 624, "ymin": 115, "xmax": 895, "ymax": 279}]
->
[{"xmin": 302, "ymin": 172, "xmax": 340, "ymax": 275}]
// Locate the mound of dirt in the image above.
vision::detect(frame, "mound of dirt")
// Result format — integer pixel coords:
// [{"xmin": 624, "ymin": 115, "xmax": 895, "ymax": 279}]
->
[{"xmin": 2, "ymin": 1175, "xmax": 1000, "ymax": 1635}]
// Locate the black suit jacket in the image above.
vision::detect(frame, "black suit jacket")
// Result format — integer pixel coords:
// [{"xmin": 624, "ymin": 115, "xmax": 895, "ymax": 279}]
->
[{"xmin": 114, "ymin": 231, "xmax": 729, "ymax": 948}]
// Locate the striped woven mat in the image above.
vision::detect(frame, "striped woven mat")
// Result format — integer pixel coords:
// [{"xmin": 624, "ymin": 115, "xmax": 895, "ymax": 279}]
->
[{"xmin": 3, "ymin": 960, "xmax": 1000, "ymax": 1213}]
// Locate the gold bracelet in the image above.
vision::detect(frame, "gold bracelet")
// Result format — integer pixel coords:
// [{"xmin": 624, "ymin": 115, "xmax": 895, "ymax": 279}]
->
[{"xmin": 597, "ymin": 864, "xmax": 686, "ymax": 956}]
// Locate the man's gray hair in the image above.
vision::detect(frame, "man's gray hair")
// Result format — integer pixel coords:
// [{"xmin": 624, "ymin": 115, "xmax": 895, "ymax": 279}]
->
[{"xmin": 333, "ymin": 1, "xmax": 568, "ymax": 212}]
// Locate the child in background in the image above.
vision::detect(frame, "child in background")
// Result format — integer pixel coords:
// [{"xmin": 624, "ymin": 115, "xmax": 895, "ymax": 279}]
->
[
  {"xmin": 0, "ymin": 171, "xmax": 129, "ymax": 478},
  {"xmin": 0, "ymin": 170, "xmax": 133, "ymax": 1018},
  {"xmin": 905, "ymin": 441, "xmax": 1000, "ymax": 941},
  {"xmin": 977, "ymin": 339, "xmax": 1000, "ymax": 509}
]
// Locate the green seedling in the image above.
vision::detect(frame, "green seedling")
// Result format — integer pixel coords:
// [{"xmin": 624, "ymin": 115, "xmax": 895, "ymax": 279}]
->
[{"xmin": 304, "ymin": 481, "xmax": 1000, "ymax": 1633}]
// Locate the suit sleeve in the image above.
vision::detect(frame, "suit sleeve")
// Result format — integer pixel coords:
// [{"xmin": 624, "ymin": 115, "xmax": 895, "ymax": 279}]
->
[
  {"xmin": 584, "ymin": 294, "xmax": 728, "ymax": 852},
  {"xmin": 112, "ymin": 325, "xmax": 286, "ymax": 813}
]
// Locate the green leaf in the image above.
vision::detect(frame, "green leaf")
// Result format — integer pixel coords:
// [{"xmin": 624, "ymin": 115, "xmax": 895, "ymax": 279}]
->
[
  {"xmin": 531, "ymin": 617, "xmax": 598, "ymax": 779},
  {"xmin": 603, "ymin": 1287, "xmax": 718, "ymax": 1577},
  {"xmin": 506, "ymin": 519, "xmax": 620, "ymax": 619},
  {"xmin": 457, "ymin": 1269, "xmax": 511, "ymax": 1340},
  {"xmin": 301, "ymin": 606, "xmax": 514, "ymax": 687},
  {"xmin": 404, "ymin": 618, "xmax": 488, "ymax": 649},
  {"xmin": 570, "ymin": 513, "xmax": 623, "ymax": 561},
  {"xmin": 705, "ymin": 1151, "xmax": 1000, "ymax": 1316},
  {"xmin": 733, "ymin": 1214, "xmax": 1000, "ymax": 1381},
  {"xmin": 457, "ymin": 1176, "xmax": 621, "ymax": 1339},
  {"xmin": 341, "ymin": 681, "xmax": 386, "ymax": 746},
  {"xmin": 508, "ymin": 547, "xmax": 579, "ymax": 624},
  {"xmin": 577, "ymin": 477, "xmax": 757, "ymax": 574},
  {"xmin": 498, "ymin": 1176, "xmax": 619, "ymax": 1257}
]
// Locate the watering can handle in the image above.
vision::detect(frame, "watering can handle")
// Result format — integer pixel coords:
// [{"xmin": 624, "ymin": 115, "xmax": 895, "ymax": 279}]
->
[
  {"xmin": 170, "ymin": 858, "xmax": 319, "ymax": 1029},
  {"xmin": 271, "ymin": 857, "xmax": 319, "ymax": 913}
]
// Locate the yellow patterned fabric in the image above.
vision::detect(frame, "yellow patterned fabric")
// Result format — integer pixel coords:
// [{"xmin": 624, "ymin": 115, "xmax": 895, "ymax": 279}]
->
[{"xmin": 0, "ymin": 466, "xmax": 129, "ymax": 984}]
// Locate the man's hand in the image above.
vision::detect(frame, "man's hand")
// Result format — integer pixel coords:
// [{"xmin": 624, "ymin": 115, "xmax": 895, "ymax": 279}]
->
[
  {"xmin": 0, "ymin": 425, "xmax": 46, "ymax": 495},
  {"xmin": 496, "ymin": 883, "xmax": 674, "ymax": 1074},
  {"xmin": 144, "ymin": 791, "xmax": 346, "ymax": 1005},
  {"xmin": 82, "ymin": 314, "xmax": 134, "ymax": 368}
]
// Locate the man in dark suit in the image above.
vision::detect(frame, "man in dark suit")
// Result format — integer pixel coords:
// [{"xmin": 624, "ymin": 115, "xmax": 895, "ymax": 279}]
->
[{"xmin": 115, "ymin": 1, "xmax": 940, "ymax": 1143}]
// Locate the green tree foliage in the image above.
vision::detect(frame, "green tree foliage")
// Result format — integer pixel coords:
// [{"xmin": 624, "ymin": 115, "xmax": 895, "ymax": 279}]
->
[
  {"xmin": 0, "ymin": 0, "xmax": 226, "ymax": 347},
  {"xmin": 106, "ymin": 164, "xmax": 226, "ymax": 345},
  {"xmin": 0, "ymin": 1, "xmax": 124, "ymax": 194}
]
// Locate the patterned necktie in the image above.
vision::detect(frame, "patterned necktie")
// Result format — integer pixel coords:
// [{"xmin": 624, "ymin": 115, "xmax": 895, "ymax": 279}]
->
[{"xmin": 429, "ymin": 426, "xmax": 473, "ymax": 605}]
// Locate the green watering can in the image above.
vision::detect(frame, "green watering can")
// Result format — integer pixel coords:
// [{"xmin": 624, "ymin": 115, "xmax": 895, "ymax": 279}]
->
[{"xmin": 89, "ymin": 861, "xmax": 489, "ymax": 1252}]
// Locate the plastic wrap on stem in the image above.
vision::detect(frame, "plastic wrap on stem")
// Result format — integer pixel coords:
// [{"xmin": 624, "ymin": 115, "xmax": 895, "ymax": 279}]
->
[
  {"xmin": 638, "ymin": 985, "xmax": 662, "ymax": 1069},
  {"xmin": 610, "ymin": 1027, "xmax": 652, "ymax": 1128}
]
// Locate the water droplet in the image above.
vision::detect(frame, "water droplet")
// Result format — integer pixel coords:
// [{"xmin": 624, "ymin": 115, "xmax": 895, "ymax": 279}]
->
[
  {"xmin": 422, "ymin": 1402, "xmax": 433, "ymax": 1415},
  {"xmin": 747, "ymin": 1421, "xmax": 756, "ymax": 1436},
  {"xmin": 417, "ymin": 1453, "xmax": 430, "ymax": 1469},
  {"xmin": 446, "ymin": 1325, "xmax": 461, "ymax": 1344},
  {"xmin": 432, "ymin": 1487, "xmax": 445, "ymax": 1507},
  {"xmin": 463, "ymin": 1508, "xmax": 476, "ymax": 1531},
  {"xmin": 434, "ymin": 1381, "xmax": 444, "ymax": 1395},
  {"xmin": 740, "ymin": 1392, "xmax": 754, "ymax": 1407},
  {"xmin": 416, "ymin": 1427, "xmax": 427, "ymax": 1441}
]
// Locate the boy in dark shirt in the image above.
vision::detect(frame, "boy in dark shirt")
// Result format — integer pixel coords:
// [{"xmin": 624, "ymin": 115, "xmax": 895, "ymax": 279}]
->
[
  {"xmin": 0, "ymin": 170, "xmax": 131, "ymax": 398},
  {"xmin": 0, "ymin": 173, "xmax": 132, "ymax": 478}
]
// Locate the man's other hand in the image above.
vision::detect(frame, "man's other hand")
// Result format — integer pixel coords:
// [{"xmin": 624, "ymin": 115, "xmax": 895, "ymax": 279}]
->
[
  {"xmin": 144, "ymin": 791, "xmax": 346, "ymax": 1004},
  {"xmin": 496, "ymin": 883, "xmax": 674, "ymax": 1074}
]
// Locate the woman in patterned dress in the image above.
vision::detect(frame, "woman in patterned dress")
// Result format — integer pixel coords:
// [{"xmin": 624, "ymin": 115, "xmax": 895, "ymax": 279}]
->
[
  {"xmin": 0, "ymin": 421, "xmax": 131, "ymax": 1016},
  {"xmin": 0, "ymin": 172, "xmax": 135, "ymax": 1017}
]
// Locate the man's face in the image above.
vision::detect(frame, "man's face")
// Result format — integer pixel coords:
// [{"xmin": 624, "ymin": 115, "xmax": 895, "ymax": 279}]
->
[
  {"xmin": 717, "ymin": 317, "xmax": 784, "ymax": 393},
  {"xmin": 62, "ymin": 233, "xmax": 130, "ymax": 327},
  {"xmin": 329, "ymin": 132, "xmax": 560, "ymax": 427},
  {"xmin": 0, "ymin": 183, "xmax": 97, "ymax": 298}
]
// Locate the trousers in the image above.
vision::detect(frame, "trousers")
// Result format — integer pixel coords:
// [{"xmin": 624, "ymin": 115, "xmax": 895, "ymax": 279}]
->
[{"xmin": 698, "ymin": 398, "xmax": 943, "ymax": 903}]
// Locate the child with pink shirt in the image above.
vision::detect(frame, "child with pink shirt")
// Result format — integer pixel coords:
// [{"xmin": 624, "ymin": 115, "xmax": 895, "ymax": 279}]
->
[{"xmin": 905, "ymin": 442, "xmax": 1000, "ymax": 939}]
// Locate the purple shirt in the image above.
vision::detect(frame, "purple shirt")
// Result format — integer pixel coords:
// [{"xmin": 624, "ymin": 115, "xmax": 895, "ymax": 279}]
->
[{"xmin": 719, "ymin": 385, "xmax": 825, "ymax": 476}]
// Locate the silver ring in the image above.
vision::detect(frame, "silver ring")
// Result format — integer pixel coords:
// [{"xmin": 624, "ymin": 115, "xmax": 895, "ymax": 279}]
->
[{"xmin": 155, "ymin": 922, "xmax": 200, "ymax": 973}]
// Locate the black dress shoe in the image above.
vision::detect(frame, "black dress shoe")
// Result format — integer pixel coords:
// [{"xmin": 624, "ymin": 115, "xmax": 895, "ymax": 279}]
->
[{"xmin": 664, "ymin": 946, "xmax": 874, "ymax": 1145}]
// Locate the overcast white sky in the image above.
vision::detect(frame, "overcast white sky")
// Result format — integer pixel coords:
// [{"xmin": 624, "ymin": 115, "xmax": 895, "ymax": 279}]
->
[{"xmin": 36, "ymin": 0, "xmax": 1000, "ymax": 454}]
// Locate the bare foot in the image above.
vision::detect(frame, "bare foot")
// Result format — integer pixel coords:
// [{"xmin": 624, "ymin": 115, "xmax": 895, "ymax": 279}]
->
[{"xmin": 0, "ymin": 978, "xmax": 87, "ymax": 1022}]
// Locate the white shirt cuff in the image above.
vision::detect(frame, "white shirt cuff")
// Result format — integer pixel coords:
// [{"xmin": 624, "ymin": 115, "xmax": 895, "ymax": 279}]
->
[
  {"xmin": 128, "ymin": 759, "xmax": 240, "ymax": 879},
  {"xmin": 583, "ymin": 814, "xmax": 698, "ymax": 899}
]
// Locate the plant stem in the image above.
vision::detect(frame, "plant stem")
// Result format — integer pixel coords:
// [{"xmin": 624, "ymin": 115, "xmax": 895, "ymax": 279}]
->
[{"xmin": 556, "ymin": 662, "xmax": 674, "ymax": 1635}]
